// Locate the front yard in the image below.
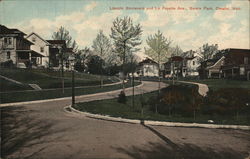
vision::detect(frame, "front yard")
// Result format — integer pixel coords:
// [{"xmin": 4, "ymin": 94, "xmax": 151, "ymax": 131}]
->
[{"xmin": 0, "ymin": 68, "xmax": 119, "ymax": 90}]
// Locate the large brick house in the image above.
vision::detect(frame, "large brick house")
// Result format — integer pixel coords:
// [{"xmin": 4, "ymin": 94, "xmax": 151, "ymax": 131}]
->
[
  {"xmin": 221, "ymin": 48, "xmax": 250, "ymax": 80},
  {"xmin": 0, "ymin": 25, "xmax": 43, "ymax": 68}
]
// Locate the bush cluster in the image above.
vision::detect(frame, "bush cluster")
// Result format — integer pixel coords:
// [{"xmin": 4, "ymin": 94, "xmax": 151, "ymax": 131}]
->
[{"xmin": 149, "ymin": 84, "xmax": 250, "ymax": 118}]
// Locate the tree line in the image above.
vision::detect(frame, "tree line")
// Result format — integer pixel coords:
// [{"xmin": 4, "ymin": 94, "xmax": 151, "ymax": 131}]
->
[{"xmin": 52, "ymin": 16, "xmax": 220, "ymax": 88}]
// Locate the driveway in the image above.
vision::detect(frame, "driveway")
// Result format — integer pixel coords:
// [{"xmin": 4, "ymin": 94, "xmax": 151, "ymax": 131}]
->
[{"xmin": 1, "ymin": 81, "xmax": 249, "ymax": 159}]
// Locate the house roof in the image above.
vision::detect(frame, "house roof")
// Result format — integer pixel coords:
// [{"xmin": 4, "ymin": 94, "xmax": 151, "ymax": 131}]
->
[
  {"xmin": 46, "ymin": 40, "xmax": 66, "ymax": 45},
  {"xmin": 225, "ymin": 48, "xmax": 250, "ymax": 54},
  {"xmin": 138, "ymin": 58, "xmax": 158, "ymax": 65},
  {"xmin": 0, "ymin": 25, "xmax": 26, "ymax": 36},
  {"xmin": 26, "ymin": 32, "xmax": 51, "ymax": 45},
  {"xmin": 207, "ymin": 56, "xmax": 225, "ymax": 69},
  {"xmin": 170, "ymin": 56, "xmax": 183, "ymax": 61}
]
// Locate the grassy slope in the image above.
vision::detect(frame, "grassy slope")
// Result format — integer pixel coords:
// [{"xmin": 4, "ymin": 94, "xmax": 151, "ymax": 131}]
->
[
  {"xmin": 0, "ymin": 68, "xmax": 119, "ymax": 90},
  {"xmin": 74, "ymin": 84, "xmax": 250, "ymax": 126},
  {"xmin": 185, "ymin": 79, "xmax": 250, "ymax": 90},
  {"xmin": 0, "ymin": 81, "xmax": 140, "ymax": 103},
  {"xmin": 0, "ymin": 78, "xmax": 31, "ymax": 92}
]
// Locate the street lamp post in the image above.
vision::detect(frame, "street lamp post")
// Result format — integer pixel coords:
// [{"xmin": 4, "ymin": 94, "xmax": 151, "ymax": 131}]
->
[{"xmin": 69, "ymin": 55, "xmax": 75, "ymax": 106}]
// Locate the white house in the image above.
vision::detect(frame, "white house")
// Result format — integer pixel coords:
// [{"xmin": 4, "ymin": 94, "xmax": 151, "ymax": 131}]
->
[
  {"xmin": 182, "ymin": 52, "xmax": 202, "ymax": 77},
  {"xmin": 26, "ymin": 32, "xmax": 50, "ymax": 67},
  {"xmin": 138, "ymin": 58, "xmax": 159, "ymax": 77}
]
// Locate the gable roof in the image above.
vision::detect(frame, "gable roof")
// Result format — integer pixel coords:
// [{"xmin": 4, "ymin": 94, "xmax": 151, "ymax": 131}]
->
[
  {"xmin": 0, "ymin": 25, "xmax": 26, "ymax": 36},
  {"xmin": 207, "ymin": 56, "xmax": 225, "ymax": 69},
  {"xmin": 46, "ymin": 40, "xmax": 66, "ymax": 45},
  {"xmin": 139, "ymin": 58, "xmax": 158, "ymax": 65},
  {"xmin": 26, "ymin": 32, "xmax": 50, "ymax": 45},
  {"xmin": 171, "ymin": 56, "xmax": 183, "ymax": 62}
]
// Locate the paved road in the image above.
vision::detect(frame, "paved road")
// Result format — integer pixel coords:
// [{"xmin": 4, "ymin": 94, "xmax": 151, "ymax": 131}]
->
[{"xmin": 1, "ymin": 81, "xmax": 250, "ymax": 159}]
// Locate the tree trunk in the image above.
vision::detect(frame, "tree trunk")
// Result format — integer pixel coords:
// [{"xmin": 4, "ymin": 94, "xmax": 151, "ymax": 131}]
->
[
  {"xmin": 61, "ymin": 50, "xmax": 64, "ymax": 94},
  {"xmin": 100, "ymin": 49, "xmax": 103, "ymax": 88},
  {"xmin": 132, "ymin": 73, "xmax": 135, "ymax": 108},
  {"xmin": 122, "ymin": 42, "xmax": 126, "ymax": 92},
  {"xmin": 193, "ymin": 109, "xmax": 196, "ymax": 121}
]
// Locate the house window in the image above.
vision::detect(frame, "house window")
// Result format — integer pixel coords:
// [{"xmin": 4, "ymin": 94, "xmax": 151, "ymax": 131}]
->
[
  {"xmin": 4, "ymin": 37, "xmax": 12, "ymax": 45},
  {"xmin": 40, "ymin": 47, "xmax": 44, "ymax": 52},
  {"xmin": 8, "ymin": 38, "xmax": 12, "ymax": 45},
  {"xmin": 7, "ymin": 51, "xmax": 11, "ymax": 59},
  {"xmin": 244, "ymin": 57, "xmax": 249, "ymax": 64},
  {"xmin": 32, "ymin": 37, "xmax": 36, "ymax": 42},
  {"xmin": 193, "ymin": 61, "xmax": 195, "ymax": 65}
]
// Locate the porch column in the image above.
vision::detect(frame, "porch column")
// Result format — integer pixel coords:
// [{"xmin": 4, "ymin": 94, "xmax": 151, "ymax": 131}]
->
[
  {"xmin": 29, "ymin": 52, "xmax": 32, "ymax": 61},
  {"xmin": 208, "ymin": 70, "xmax": 211, "ymax": 78}
]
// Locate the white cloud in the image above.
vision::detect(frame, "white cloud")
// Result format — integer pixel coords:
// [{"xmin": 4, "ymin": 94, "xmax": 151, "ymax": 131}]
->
[
  {"xmin": 207, "ymin": 22, "xmax": 249, "ymax": 49},
  {"xmin": 84, "ymin": 1, "xmax": 98, "ymax": 11},
  {"xmin": 73, "ymin": 10, "xmax": 123, "ymax": 46}
]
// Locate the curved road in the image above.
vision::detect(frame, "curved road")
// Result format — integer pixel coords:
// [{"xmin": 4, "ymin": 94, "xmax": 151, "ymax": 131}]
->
[{"xmin": 1, "ymin": 81, "xmax": 249, "ymax": 159}]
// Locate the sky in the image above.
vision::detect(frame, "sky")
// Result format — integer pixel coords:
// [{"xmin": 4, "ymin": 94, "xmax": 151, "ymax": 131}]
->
[{"xmin": 0, "ymin": 0, "xmax": 249, "ymax": 58}]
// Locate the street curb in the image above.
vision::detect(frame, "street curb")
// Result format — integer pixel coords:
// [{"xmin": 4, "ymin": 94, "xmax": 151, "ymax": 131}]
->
[
  {"xmin": 0, "ymin": 82, "xmax": 143, "ymax": 107},
  {"xmin": 66, "ymin": 105, "xmax": 250, "ymax": 130}
]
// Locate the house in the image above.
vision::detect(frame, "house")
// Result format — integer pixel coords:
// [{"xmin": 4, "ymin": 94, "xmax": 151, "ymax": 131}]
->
[
  {"xmin": 221, "ymin": 48, "xmax": 250, "ymax": 80},
  {"xmin": 46, "ymin": 40, "xmax": 66, "ymax": 69},
  {"xmin": 164, "ymin": 56, "xmax": 183, "ymax": 79},
  {"xmin": 0, "ymin": 25, "xmax": 43, "ymax": 68},
  {"xmin": 26, "ymin": 32, "xmax": 50, "ymax": 67},
  {"xmin": 137, "ymin": 58, "xmax": 159, "ymax": 77},
  {"xmin": 46, "ymin": 40, "xmax": 76, "ymax": 70},
  {"xmin": 182, "ymin": 54, "xmax": 202, "ymax": 77},
  {"xmin": 198, "ymin": 56, "xmax": 225, "ymax": 79}
]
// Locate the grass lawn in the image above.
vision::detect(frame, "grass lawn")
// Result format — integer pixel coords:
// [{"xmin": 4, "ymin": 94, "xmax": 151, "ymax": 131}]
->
[
  {"xmin": 74, "ymin": 89, "xmax": 250, "ymax": 126},
  {"xmin": 0, "ymin": 68, "xmax": 119, "ymax": 90},
  {"xmin": 0, "ymin": 78, "xmax": 32, "ymax": 92},
  {"xmin": 182, "ymin": 79, "xmax": 250, "ymax": 90},
  {"xmin": 0, "ymin": 81, "xmax": 141, "ymax": 104}
]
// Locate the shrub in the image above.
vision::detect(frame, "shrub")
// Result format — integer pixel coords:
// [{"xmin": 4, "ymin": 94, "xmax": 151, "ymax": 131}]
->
[
  {"xmin": 118, "ymin": 91, "xmax": 126, "ymax": 104},
  {"xmin": 149, "ymin": 84, "xmax": 203, "ymax": 117},
  {"xmin": 203, "ymin": 88, "xmax": 250, "ymax": 116},
  {"xmin": 0, "ymin": 60, "xmax": 14, "ymax": 68}
]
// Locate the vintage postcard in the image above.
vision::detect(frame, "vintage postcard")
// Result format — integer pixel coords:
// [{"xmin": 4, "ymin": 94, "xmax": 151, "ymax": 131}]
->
[{"xmin": 0, "ymin": 0, "xmax": 250, "ymax": 159}]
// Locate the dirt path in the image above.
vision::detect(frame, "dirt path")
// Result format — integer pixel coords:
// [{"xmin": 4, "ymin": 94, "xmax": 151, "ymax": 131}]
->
[{"xmin": 179, "ymin": 81, "xmax": 209, "ymax": 96}]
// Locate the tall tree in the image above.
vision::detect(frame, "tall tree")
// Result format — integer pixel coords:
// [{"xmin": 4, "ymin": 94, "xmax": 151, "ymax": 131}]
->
[
  {"xmin": 75, "ymin": 47, "xmax": 90, "ymax": 72},
  {"xmin": 200, "ymin": 43, "xmax": 218, "ymax": 61},
  {"xmin": 170, "ymin": 45, "xmax": 183, "ymax": 57},
  {"xmin": 110, "ymin": 16, "xmax": 142, "ymax": 91},
  {"xmin": 52, "ymin": 26, "xmax": 78, "ymax": 93},
  {"xmin": 145, "ymin": 31, "xmax": 172, "ymax": 89},
  {"xmin": 92, "ymin": 30, "xmax": 112, "ymax": 87},
  {"xmin": 52, "ymin": 26, "xmax": 78, "ymax": 52}
]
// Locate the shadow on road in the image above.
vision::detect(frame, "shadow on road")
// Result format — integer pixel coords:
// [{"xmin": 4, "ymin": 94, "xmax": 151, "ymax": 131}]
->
[
  {"xmin": 0, "ymin": 106, "xmax": 67, "ymax": 159},
  {"xmin": 114, "ymin": 121, "xmax": 248, "ymax": 159}
]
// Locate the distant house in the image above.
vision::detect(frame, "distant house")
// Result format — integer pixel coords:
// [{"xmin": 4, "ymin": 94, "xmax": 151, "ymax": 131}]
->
[
  {"xmin": 26, "ymin": 32, "xmax": 50, "ymax": 67},
  {"xmin": 182, "ymin": 52, "xmax": 202, "ymax": 77},
  {"xmin": 46, "ymin": 40, "xmax": 66, "ymax": 69},
  {"xmin": 164, "ymin": 56, "xmax": 183, "ymax": 79},
  {"xmin": 0, "ymin": 25, "xmax": 43, "ymax": 68},
  {"xmin": 198, "ymin": 56, "xmax": 225, "ymax": 79},
  {"xmin": 137, "ymin": 58, "xmax": 159, "ymax": 77},
  {"xmin": 221, "ymin": 48, "xmax": 250, "ymax": 80}
]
